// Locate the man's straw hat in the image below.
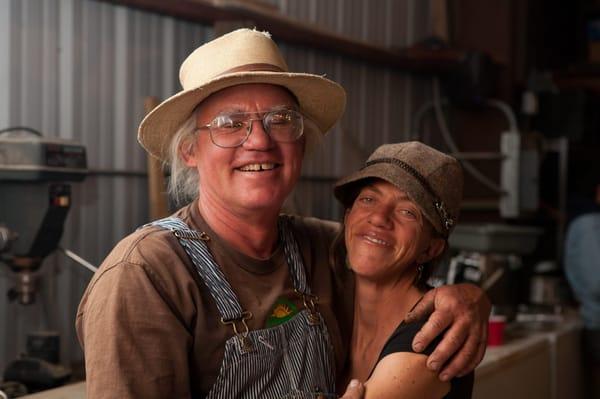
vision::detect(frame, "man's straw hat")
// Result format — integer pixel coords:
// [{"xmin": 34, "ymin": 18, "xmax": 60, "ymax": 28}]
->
[{"xmin": 138, "ymin": 28, "xmax": 346, "ymax": 160}]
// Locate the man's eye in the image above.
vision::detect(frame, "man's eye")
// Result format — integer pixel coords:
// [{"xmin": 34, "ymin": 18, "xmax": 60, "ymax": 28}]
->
[
  {"xmin": 269, "ymin": 111, "xmax": 292, "ymax": 125},
  {"xmin": 216, "ymin": 117, "xmax": 244, "ymax": 130}
]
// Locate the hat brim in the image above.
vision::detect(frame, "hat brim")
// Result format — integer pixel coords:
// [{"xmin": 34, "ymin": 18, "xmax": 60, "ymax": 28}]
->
[
  {"xmin": 138, "ymin": 71, "xmax": 346, "ymax": 160},
  {"xmin": 334, "ymin": 163, "xmax": 445, "ymax": 236}
]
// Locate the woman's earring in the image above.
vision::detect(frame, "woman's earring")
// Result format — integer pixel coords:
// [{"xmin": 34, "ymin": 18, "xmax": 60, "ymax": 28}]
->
[{"xmin": 416, "ymin": 264, "xmax": 424, "ymax": 282}]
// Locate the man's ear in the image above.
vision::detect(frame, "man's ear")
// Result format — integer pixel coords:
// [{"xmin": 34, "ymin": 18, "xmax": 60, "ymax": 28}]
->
[
  {"xmin": 180, "ymin": 140, "xmax": 197, "ymax": 167},
  {"xmin": 417, "ymin": 237, "xmax": 446, "ymax": 265}
]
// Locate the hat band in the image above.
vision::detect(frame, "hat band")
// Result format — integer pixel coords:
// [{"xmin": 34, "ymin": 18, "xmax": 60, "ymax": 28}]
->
[
  {"xmin": 216, "ymin": 63, "xmax": 286, "ymax": 77},
  {"xmin": 364, "ymin": 157, "xmax": 455, "ymax": 234}
]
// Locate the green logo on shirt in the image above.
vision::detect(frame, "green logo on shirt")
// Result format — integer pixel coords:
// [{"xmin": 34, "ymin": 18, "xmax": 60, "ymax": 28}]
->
[{"xmin": 266, "ymin": 297, "xmax": 298, "ymax": 327}]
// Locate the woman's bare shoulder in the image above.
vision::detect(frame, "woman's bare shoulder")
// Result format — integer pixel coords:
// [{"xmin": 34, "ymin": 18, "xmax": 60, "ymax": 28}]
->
[{"xmin": 365, "ymin": 352, "xmax": 450, "ymax": 399}]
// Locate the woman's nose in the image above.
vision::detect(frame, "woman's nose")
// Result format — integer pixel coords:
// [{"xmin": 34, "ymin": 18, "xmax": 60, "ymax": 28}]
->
[{"xmin": 368, "ymin": 206, "xmax": 393, "ymax": 229}]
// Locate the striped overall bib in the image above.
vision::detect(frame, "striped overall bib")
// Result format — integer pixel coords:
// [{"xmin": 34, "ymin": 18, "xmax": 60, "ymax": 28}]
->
[{"xmin": 150, "ymin": 216, "xmax": 337, "ymax": 398}]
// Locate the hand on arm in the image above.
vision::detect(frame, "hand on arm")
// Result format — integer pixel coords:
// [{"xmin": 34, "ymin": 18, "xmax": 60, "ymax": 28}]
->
[
  {"xmin": 339, "ymin": 379, "xmax": 365, "ymax": 399},
  {"xmin": 404, "ymin": 283, "xmax": 491, "ymax": 380}
]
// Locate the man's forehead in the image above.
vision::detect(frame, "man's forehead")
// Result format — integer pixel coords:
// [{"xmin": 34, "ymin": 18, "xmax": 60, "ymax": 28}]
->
[{"xmin": 196, "ymin": 84, "xmax": 297, "ymax": 115}]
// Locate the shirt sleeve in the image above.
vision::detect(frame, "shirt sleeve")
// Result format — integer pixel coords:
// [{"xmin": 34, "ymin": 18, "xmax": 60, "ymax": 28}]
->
[
  {"xmin": 379, "ymin": 320, "xmax": 439, "ymax": 358},
  {"xmin": 76, "ymin": 262, "xmax": 193, "ymax": 399}
]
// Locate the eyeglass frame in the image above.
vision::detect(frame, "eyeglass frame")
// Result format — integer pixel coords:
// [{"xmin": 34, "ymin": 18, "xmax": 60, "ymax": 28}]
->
[{"xmin": 195, "ymin": 108, "xmax": 305, "ymax": 148}]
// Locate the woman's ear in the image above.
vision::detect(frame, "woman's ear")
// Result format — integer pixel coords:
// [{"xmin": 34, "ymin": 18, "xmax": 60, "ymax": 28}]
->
[{"xmin": 417, "ymin": 238, "xmax": 446, "ymax": 265}]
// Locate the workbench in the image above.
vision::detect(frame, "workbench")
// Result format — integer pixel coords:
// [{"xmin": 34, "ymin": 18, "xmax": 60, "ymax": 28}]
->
[
  {"xmin": 19, "ymin": 315, "xmax": 584, "ymax": 399},
  {"xmin": 473, "ymin": 314, "xmax": 584, "ymax": 399}
]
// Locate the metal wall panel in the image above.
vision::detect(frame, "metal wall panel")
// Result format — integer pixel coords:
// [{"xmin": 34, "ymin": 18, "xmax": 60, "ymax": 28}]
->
[
  {"xmin": 0, "ymin": 0, "xmax": 212, "ymax": 372},
  {"xmin": 276, "ymin": 0, "xmax": 433, "ymax": 219},
  {"xmin": 0, "ymin": 0, "xmax": 432, "ymax": 374}
]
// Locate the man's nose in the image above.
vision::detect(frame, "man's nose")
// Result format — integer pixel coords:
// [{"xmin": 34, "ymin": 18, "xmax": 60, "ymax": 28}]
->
[{"xmin": 243, "ymin": 119, "xmax": 273, "ymax": 150}]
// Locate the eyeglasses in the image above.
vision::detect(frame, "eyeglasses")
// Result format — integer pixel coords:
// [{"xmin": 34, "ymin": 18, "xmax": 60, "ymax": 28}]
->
[{"xmin": 197, "ymin": 109, "xmax": 305, "ymax": 148}]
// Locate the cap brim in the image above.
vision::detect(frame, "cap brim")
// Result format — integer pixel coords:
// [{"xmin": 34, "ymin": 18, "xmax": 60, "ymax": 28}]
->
[
  {"xmin": 138, "ymin": 71, "xmax": 346, "ymax": 160},
  {"xmin": 334, "ymin": 163, "xmax": 444, "ymax": 235}
]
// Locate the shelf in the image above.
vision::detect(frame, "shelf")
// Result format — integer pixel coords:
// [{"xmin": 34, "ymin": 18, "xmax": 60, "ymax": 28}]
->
[
  {"xmin": 553, "ymin": 63, "xmax": 600, "ymax": 92},
  {"xmin": 555, "ymin": 63, "xmax": 600, "ymax": 77},
  {"xmin": 98, "ymin": 0, "xmax": 465, "ymax": 72}
]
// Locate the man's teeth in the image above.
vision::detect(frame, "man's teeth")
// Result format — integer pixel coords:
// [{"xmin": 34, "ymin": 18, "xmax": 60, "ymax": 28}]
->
[
  {"xmin": 364, "ymin": 235, "xmax": 389, "ymax": 246},
  {"xmin": 238, "ymin": 163, "xmax": 276, "ymax": 171}
]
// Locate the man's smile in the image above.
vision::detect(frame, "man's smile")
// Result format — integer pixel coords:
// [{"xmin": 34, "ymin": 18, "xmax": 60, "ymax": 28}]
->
[{"xmin": 236, "ymin": 163, "xmax": 280, "ymax": 172}]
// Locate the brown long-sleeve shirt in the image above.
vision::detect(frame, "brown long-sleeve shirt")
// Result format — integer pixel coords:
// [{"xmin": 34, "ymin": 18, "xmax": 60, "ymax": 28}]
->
[{"xmin": 76, "ymin": 201, "xmax": 353, "ymax": 398}]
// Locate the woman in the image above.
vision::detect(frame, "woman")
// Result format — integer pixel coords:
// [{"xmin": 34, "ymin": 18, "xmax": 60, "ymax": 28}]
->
[{"xmin": 333, "ymin": 141, "xmax": 474, "ymax": 399}]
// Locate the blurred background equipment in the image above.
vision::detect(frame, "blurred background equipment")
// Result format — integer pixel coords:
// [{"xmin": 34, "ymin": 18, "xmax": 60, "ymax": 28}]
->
[
  {"xmin": 446, "ymin": 223, "xmax": 542, "ymax": 320},
  {"xmin": 0, "ymin": 127, "xmax": 87, "ymax": 393},
  {"xmin": 0, "ymin": 127, "xmax": 87, "ymax": 305},
  {"xmin": 3, "ymin": 331, "xmax": 72, "ymax": 393}
]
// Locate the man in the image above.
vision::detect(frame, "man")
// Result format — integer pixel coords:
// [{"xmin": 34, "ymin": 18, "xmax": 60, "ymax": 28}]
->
[
  {"xmin": 564, "ymin": 171, "xmax": 600, "ymax": 398},
  {"xmin": 76, "ymin": 29, "xmax": 489, "ymax": 398}
]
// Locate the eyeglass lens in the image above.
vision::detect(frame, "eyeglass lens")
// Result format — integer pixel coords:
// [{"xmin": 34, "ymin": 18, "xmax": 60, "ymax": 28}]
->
[{"xmin": 208, "ymin": 109, "xmax": 304, "ymax": 148}]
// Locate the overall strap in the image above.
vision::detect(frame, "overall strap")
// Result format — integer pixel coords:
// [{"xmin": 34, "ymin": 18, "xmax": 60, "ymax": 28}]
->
[
  {"xmin": 278, "ymin": 216, "xmax": 311, "ymax": 295},
  {"xmin": 144, "ymin": 217, "xmax": 245, "ymax": 322},
  {"xmin": 278, "ymin": 216, "xmax": 321, "ymax": 325}
]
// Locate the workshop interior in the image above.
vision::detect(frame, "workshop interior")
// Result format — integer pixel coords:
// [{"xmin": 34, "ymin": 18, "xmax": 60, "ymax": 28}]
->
[{"xmin": 1, "ymin": 0, "xmax": 599, "ymax": 398}]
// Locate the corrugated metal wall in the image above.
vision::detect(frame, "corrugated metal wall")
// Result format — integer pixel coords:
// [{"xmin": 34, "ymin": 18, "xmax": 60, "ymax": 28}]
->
[
  {"xmin": 0, "ymin": 0, "xmax": 432, "ymax": 373},
  {"xmin": 277, "ymin": 0, "xmax": 433, "ymax": 219}
]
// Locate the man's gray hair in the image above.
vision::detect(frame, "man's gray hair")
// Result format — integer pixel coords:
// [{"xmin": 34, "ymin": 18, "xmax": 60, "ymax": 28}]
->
[{"xmin": 167, "ymin": 111, "xmax": 199, "ymax": 206}]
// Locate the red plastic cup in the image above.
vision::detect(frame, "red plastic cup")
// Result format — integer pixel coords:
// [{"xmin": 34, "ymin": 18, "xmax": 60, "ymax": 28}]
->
[{"xmin": 487, "ymin": 315, "xmax": 507, "ymax": 346}]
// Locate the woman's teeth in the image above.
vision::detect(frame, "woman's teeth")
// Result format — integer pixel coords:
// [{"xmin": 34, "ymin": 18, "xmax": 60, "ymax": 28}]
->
[
  {"xmin": 238, "ymin": 163, "xmax": 276, "ymax": 171},
  {"xmin": 364, "ymin": 235, "xmax": 389, "ymax": 246}
]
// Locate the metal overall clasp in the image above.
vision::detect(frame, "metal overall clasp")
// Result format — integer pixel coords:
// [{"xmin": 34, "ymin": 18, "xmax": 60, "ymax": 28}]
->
[
  {"xmin": 295, "ymin": 289, "xmax": 321, "ymax": 326},
  {"xmin": 172, "ymin": 229, "xmax": 210, "ymax": 241},
  {"xmin": 221, "ymin": 310, "xmax": 255, "ymax": 354}
]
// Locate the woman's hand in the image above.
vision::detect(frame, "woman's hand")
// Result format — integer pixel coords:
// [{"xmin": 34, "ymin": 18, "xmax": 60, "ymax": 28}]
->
[
  {"xmin": 339, "ymin": 379, "xmax": 365, "ymax": 399},
  {"xmin": 404, "ymin": 283, "xmax": 491, "ymax": 381}
]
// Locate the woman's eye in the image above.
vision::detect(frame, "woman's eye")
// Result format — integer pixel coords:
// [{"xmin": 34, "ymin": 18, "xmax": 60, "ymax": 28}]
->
[
  {"xmin": 357, "ymin": 196, "xmax": 374, "ymax": 204},
  {"xmin": 399, "ymin": 209, "xmax": 417, "ymax": 218}
]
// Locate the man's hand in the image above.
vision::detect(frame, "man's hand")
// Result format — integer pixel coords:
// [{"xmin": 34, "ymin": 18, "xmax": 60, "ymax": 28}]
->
[
  {"xmin": 339, "ymin": 379, "xmax": 365, "ymax": 399},
  {"xmin": 404, "ymin": 283, "xmax": 491, "ymax": 381}
]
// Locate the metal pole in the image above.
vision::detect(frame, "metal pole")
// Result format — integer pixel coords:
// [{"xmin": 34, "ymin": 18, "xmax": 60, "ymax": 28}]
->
[{"xmin": 59, "ymin": 247, "xmax": 98, "ymax": 273}]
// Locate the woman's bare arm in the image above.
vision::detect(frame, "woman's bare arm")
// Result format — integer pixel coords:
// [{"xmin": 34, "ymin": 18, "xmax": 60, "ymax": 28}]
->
[{"xmin": 364, "ymin": 352, "xmax": 450, "ymax": 399}]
